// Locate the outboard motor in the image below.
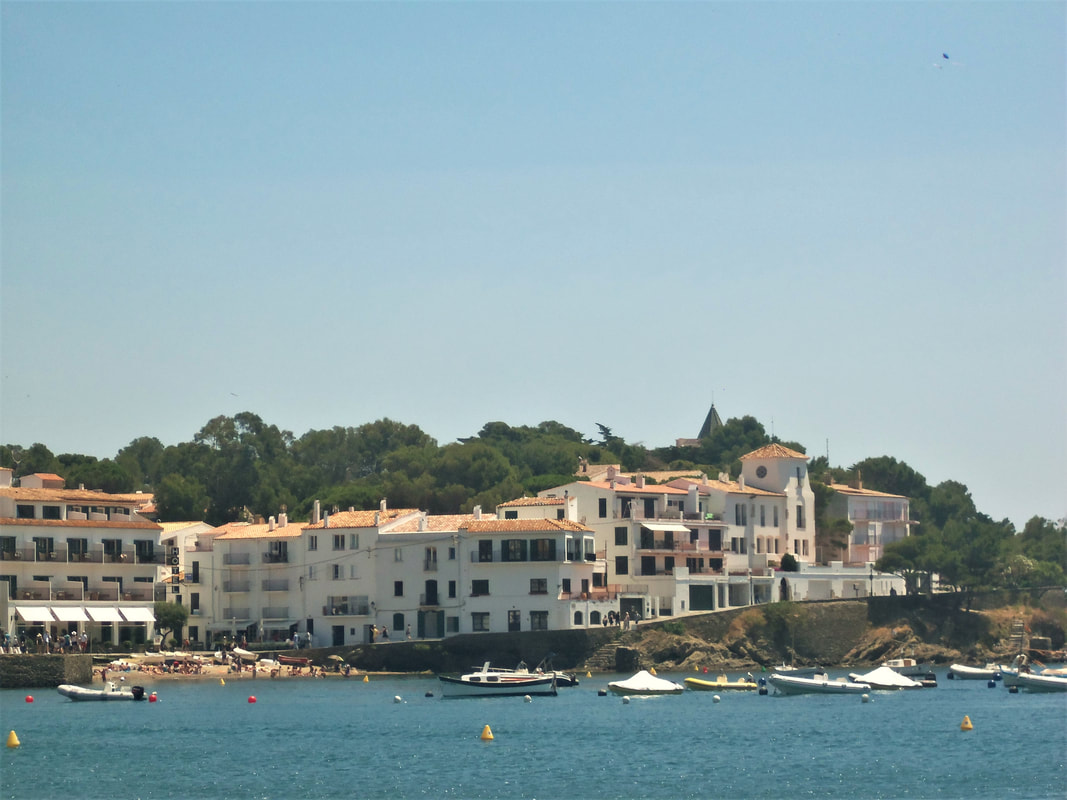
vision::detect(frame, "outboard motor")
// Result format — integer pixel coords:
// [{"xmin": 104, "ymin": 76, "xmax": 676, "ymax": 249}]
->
[{"xmin": 131, "ymin": 686, "xmax": 146, "ymax": 701}]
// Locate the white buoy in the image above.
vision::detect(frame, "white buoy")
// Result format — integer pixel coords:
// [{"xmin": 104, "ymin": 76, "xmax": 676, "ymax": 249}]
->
[
  {"xmin": 622, "ymin": 696, "xmax": 630, "ymax": 704},
  {"xmin": 393, "ymin": 695, "xmax": 402, "ymax": 704},
  {"xmin": 523, "ymin": 695, "xmax": 532, "ymax": 703},
  {"xmin": 862, "ymin": 694, "xmax": 871, "ymax": 703},
  {"xmin": 713, "ymin": 695, "xmax": 721, "ymax": 703}
]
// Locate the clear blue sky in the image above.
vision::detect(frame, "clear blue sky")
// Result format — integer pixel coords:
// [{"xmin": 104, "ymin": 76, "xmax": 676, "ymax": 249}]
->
[{"xmin": 2, "ymin": 2, "xmax": 1064, "ymax": 528}]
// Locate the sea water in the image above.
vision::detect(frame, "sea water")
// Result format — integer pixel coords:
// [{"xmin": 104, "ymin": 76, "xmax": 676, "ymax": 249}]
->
[{"xmin": 1, "ymin": 670, "xmax": 1064, "ymax": 799}]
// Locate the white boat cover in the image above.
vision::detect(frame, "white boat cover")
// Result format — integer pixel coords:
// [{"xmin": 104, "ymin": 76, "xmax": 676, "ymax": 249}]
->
[
  {"xmin": 850, "ymin": 666, "xmax": 921, "ymax": 688},
  {"xmin": 609, "ymin": 670, "xmax": 684, "ymax": 693}
]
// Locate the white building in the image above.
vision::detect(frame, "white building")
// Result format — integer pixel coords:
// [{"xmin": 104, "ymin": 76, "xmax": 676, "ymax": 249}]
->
[
  {"xmin": 0, "ymin": 468, "xmax": 161, "ymax": 646},
  {"xmin": 825, "ymin": 481, "xmax": 914, "ymax": 564}
]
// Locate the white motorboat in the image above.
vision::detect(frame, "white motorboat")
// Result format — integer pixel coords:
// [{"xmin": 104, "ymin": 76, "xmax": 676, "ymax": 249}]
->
[
  {"xmin": 439, "ymin": 662, "xmax": 557, "ymax": 698},
  {"xmin": 771, "ymin": 663, "xmax": 822, "ymax": 676},
  {"xmin": 947, "ymin": 663, "xmax": 1002, "ymax": 680},
  {"xmin": 768, "ymin": 673, "xmax": 871, "ymax": 695},
  {"xmin": 58, "ymin": 681, "xmax": 146, "ymax": 701},
  {"xmin": 1009, "ymin": 672, "xmax": 1067, "ymax": 692},
  {"xmin": 608, "ymin": 670, "xmax": 684, "ymax": 695},
  {"xmin": 848, "ymin": 666, "xmax": 922, "ymax": 690},
  {"xmin": 882, "ymin": 656, "xmax": 927, "ymax": 677}
]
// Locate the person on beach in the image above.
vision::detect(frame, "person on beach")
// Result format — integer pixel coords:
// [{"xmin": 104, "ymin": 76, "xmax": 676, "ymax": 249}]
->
[
  {"xmin": 381, "ymin": 626, "xmax": 389, "ymax": 641},
  {"xmin": 406, "ymin": 625, "xmax": 412, "ymax": 640}
]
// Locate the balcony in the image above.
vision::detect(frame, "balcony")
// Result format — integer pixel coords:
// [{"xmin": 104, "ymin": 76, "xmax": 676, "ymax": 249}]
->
[
  {"xmin": 419, "ymin": 593, "xmax": 440, "ymax": 606},
  {"xmin": 222, "ymin": 608, "xmax": 251, "ymax": 620},
  {"xmin": 262, "ymin": 606, "xmax": 289, "ymax": 619},
  {"xmin": 262, "ymin": 553, "xmax": 289, "ymax": 564},
  {"xmin": 136, "ymin": 551, "xmax": 165, "ymax": 565},
  {"xmin": 223, "ymin": 581, "xmax": 251, "ymax": 593},
  {"xmin": 86, "ymin": 587, "xmax": 119, "ymax": 602},
  {"xmin": 223, "ymin": 554, "xmax": 251, "ymax": 566},
  {"xmin": 68, "ymin": 551, "xmax": 102, "ymax": 563},
  {"xmin": 262, "ymin": 579, "xmax": 290, "ymax": 592},
  {"xmin": 423, "ymin": 559, "xmax": 438, "ymax": 571}
]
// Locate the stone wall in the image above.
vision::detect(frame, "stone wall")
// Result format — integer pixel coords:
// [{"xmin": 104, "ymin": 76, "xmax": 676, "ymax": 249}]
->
[{"xmin": 0, "ymin": 654, "xmax": 93, "ymax": 689}]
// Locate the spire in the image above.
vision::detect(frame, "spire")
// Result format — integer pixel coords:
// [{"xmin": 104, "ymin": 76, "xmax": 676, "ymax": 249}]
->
[{"xmin": 698, "ymin": 403, "xmax": 723, "ymax": 439}]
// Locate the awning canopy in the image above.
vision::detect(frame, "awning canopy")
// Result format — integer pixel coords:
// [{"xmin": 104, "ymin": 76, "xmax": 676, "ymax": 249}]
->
[
  {"xmin": 85, "ymin": 607, "xmax": 125, "ymax": 622},
  {"xmin": 260, "ymin": 619, "xmax": 300, "ymax": 630},
  {"xmin": 50, "ymin": 606, "xmax": 90, "ymax": 622},
  {"xmin": 206, "ymin": 620, "xmax": 252, "ymax": 631},
  {"xmin": 641, "ymin": 522, "xmax": 692, "ymax": 533},
  {"xmin": 14, "ymin": 605, "xmax": 54, "ymax": 622},
  {"xmin": 120, "ymin": 607, "xmax": 156, "ymax": 623}
]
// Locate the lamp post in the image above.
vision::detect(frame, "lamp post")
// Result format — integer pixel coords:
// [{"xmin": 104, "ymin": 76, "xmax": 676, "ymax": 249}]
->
[{"xmin": 869, "ymin": 566, "xmax": 874, "ymax": 598}]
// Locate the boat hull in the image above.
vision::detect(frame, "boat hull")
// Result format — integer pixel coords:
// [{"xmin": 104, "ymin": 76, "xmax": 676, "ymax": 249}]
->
[
  {"xmin": 58, "ymin": 684, "xmax": 145, "ymax": 701},
  {"xmin": 1008, "ymin": 672, "xmax": 1067, "ymax": 692},
  {"xmin": 438, "ymin": 674, "xmax": 557, "ymax": 698},
  {"xmin": 948, "ymin": 664, "xmax": 1001, "ymax": 680},
  {"xmin": 768, "ymin": 674, "xmax": 871, "ymax": 695},
  {"xmin": 684, "ymin": 677, "xmax": 757, "ymax": 691}
]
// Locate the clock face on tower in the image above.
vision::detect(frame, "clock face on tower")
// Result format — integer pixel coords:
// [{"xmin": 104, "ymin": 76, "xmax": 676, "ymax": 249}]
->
[{"xmin": 756, "ymin": 466, "xmax": 767, "ymax": 479}]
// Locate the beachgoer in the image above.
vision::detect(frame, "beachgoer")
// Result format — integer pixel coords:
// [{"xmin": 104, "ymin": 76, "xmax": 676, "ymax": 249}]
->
[
  {"xmin": 406, "ymin": 624, "xmax": 412, "ymax": 640},
  {"xmin": 381, "ymin": 626, "xmax": 389, "ymax": 641}
]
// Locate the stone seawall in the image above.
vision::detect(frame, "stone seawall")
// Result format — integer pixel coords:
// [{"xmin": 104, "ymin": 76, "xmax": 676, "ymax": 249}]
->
[{"xmin": 0, "ymin": 654, "xmax": 93, "ymax": 689}]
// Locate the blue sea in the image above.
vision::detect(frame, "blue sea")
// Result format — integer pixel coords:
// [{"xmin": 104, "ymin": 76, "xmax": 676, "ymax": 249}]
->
[{"xmin": 1, "ymin": 669, "xmax": 1064, "ymax": 800}]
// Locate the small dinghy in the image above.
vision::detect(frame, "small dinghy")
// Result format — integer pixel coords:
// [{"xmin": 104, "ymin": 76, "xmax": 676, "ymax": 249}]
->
[
  {"xmin": 58, "ymin": 681, "xmax": 146, "ymax": 702},
  {"xmin": 608, "ymin": 670, "xmax": 684, "ymax": 696}
]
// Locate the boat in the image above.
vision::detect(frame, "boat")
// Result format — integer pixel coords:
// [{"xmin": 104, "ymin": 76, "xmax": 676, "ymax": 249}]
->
[
  {"xmin": 947, "ymin": 663, "xmax": 1002, "ymax": 680},
  {"xmin": 231, "ymin": 647, "xmax": 258, "ymax": 663},
  {"xmin": 465, "ymin": 657, "xmax": 579, "ymax": 688},
  {"xmin": 882, "ymin": 656, "xmax": 928, "ymax": 677},
  {"xmin": 767, "ymin": 673, "xmax": 871, "ymax": 695},
  {"xmin": 140, "ymin": 651, "xmax": 204, "ymax": 666},
  {"xmin": 58, "ymin": 681, "xmax": 146, "ymax": 701},
  {"xmin": 1007, "ymin": 672, "xmax": 1067, "ymax": 693},
  {"xmin": 277, "ymin": 654, "xmax": 311, "ymax": 667},
  {"xmin": 771, "ymin": 663, "xmax": 822, "ymax": 676},
  {"xmin": 684, "ymin": 674, "xmax": 758, "ymax": 691},
  {"xmin": 608, "ymin": 670, "xmax": 684, "ymax": 695},
  {"xmin": 438, "ymin": 662, "xmax": 558, "ymax": 698},
  {"xmin": 847, "ymin": 666, "xmax": 922, "ymax": 690}
]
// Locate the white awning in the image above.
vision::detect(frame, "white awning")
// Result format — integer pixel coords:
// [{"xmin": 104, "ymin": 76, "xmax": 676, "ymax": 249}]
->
[
  {"xmin": 14, "ymin": 605, "xmax": 54, "ymax": 622},
  {"xmin": 120, "ymin": 607, "xmax": 156, "ymax": 623},
  {"xmin": 260, "ymin": 619, "xmax": 300, "ymax": 630},
  {"xmin": 50, "ymin": 606, "xmax": 90, "ymax": 622},
  {"xmin": 641, "ymin": 523, "xmax": 692, "ymax": 533},
  {"xmin": 85, "ymin": 607, "xmax": 125, "ymax": 622}
]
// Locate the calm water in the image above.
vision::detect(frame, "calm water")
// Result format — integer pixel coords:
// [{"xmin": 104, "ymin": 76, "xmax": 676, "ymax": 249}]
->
[{"xmin": 1, "ymin": 669, "xmax": 1065, "ymax": 800}]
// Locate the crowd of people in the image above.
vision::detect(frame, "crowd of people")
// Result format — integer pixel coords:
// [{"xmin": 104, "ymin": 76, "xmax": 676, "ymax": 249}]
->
[{"xmin": 2, "ymin": 628, "xmax": 88, "ymax": 654}]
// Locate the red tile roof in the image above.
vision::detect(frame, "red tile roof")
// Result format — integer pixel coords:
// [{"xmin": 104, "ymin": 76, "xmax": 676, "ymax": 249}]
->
[
  {"xmin": 740, "ymin": 443, "xmax": 809, "ymax": 461},
  {"xmin": 463, "ymin": 518, "xmax": 591, "ymax": 533}
]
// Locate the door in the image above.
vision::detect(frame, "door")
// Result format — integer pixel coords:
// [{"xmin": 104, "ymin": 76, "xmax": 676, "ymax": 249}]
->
[
  {"xmin": 507, "ymin": 610, "xmax": 521, "ymax": 632},
  {"xmin": 424, "ymin": 579, "xmax": 438, "ymax": 606},
  {"xmin": 332, "ymin": 625, "xmax": 345, "ymax": 646}
]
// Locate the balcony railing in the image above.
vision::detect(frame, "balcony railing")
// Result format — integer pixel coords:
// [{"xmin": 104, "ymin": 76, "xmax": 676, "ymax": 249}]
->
[
  {"xmin": 86, "ymin": 587, "xmax": 119, "ymax": 602},
  {"xmin": 222, "ymin": 608, "xmax": 251, "ymax": 620},
  {"xmin": 262, "ymin": 579, "xmax": 290, "ymax": 592},
  {"xmin": 223, "ymin": 581, "xmax": 251, "ymax": 593},
  {"xmin": 419, "ymin": 593, "xmax": 440, "ymax": 606},
  {"xmin": 135, "ymin": 552, "xmax": 165, "ymax": 565},
  {"xmin": 262, "ymin": 607, "xmax": 289, "ymax": 619},
  {"xmin": 262, "ymin": 553, "xmax": 289, "ymax": 564},
  {"xmin": 223, "ymin": 554, "xmax": 251, "ymax": 566},
  {"xmin": 423, "ymin": 559, "xmax": 438, "ymax": 571}
]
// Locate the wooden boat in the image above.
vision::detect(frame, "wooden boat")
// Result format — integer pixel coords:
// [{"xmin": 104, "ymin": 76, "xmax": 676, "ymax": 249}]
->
[
  {"xmin": 947, "ymin": 663, "xmax": 1002, "ymax": 680},
  {"xmin": 277, "ymin": 654, "xmax": 311, "ymax": 667},
  {"xmin": 1008, "ymin": 672, "xmax": 1067, "ymax": 692},
  {"xmin": 58, "ymin": 682, "xmax": 145, "ymax": 701},
  {"xmin": 438, "ymin": 662, "xmax": 557, "ymax": 698},
  {"xmin": 608, "ymin": 670, "xmax": 684, "ymax": 695},
  {"xmin": 768, "ymin": 673, "xmax": 871, "ymax": 695},
  {"xmin": 684, "ymin": 674, "xmax": 758, "ymax": 691}
]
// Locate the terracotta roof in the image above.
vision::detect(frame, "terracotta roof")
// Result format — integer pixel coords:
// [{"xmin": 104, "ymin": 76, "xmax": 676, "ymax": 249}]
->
[
  {"xmin": 497, "ymin": 497, "xmax": 565, "ymax": 508},
  {"xmin": 33, "ymin": 473, "xmax": 66, "ymax": 482},
  {"xmin": 387, "ymin": 514, "xmax": 480, "ymax": 533},
  {"xmin": 584, "ymin": 481, "xmax": 688, "ymax": 496},
  {"xmin": 829, "ymin": 483, "xmax": 907, "ymax": 500},
  {"xmin": 0, "ymin": 517, "xmax": 162, "ymax": 530},
  {"xmin": 304, "ymin": 508, "xmax": 420, "ymax": 530},
  {"xmin": 463, "ymin": 518, "xmax": 592, "ymax": 534},
  {"xmin": 0, "ymin": 487, "xmax": 150, "ymax": 507},
  {"xmin": 213, "ymin": 521, "xmax": 305, "ymax": 540},
  {"xmin": 740, "ymin": 443, "xmax": 809, "ymax": 461},
  {"xmin": 668, "ymin": 477, "xmax": 783, "ymax": 498}
]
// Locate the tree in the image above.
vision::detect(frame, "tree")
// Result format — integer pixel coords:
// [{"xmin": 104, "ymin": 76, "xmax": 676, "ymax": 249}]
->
[
  {"xmin": 154, "ymin": 474, "xmax": 209, "ymax": 521},
  {"xmin": 780, "ymin": 553, "xmax": 799, "ymax": 572},
  {"xmin": 153, "ymin": 601, "xmax": 189, "ymax": 646}
]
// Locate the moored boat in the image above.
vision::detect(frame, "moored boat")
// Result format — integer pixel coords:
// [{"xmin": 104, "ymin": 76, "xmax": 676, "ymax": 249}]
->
[
  {"xmin": 608, "ymin": 670, "xmax": 684, "ymax": 695},
  {"xmin": 58, "ymin": 682, "xmax": 146, "ymax": 701},
  {"xmin": 948, "ymin": 663, "xmax": 1002, "ymax": 680},
  {"xmin": 684, "ymin": 674, "xmax": 758, "ymax": 691},
  {"xmin": 768, "ymin": 673, "xmax": 871, "ymax": 695},
  {"xmin": 771, "ymin": 663, "xmax": 822, "ymax": 676},
  {"xmin": 277, "ymin": 655, "xmax": 311, "ymax": 667},
  {"xmin": 1008, "ymin": 672, "xmax": 1067, "ymax": 693},
  {"xmin": 847, "ymin": 666, "xmax": 922, "ymax": 690},
  {"xmin": 439, "ymin": 662, "xmax": 557, "ymax": 698},
  {"xmin": 882, "ymin": 656, "xmax": 928, "ymax": 677}
]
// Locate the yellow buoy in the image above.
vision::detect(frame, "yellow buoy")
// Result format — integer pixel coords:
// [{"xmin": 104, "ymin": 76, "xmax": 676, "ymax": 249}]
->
[
  {"xmin": 694, "ymin": 665, "xmax": 699, "ymax": 672},
  {"xmin": 961, "ymin": 715, "xmax": 973, "ymax": 731},
  {"xmin": 220, "ymin": 678, "xmax": 225, "ymax": 686},
  {"xmin": 363, "ymin": 675, "xmax": 369, "ymax": 683},
  {"xmin": 586, "ymin": 671, "xmax": 591, "ymax": 678},
  {"xmin": 650, "ymin": 667, "xmax": 657, "ymax": 675},
  {"xmin": 480, "ymin": 724, "xmax": 494, "ymax": 741},
  {"xmin": 6, "ymin": 730, "xmax": 20, "ymax": 748}
]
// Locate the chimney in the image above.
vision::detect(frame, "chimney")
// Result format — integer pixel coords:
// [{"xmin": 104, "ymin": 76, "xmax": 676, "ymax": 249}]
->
[
  {"xmin": 609, "ymin": 479, "xmax": 616, "ymax": 490},
  {"xmin": 279, "ymin": 512, "xmax": 287, "ymax": 527},
  {"xmin": 0, "ymin": 467, "xmax": 11, "ymax": 488},
  {"xmin": 636, "ymin": 475, "xmax": 645, "ymax": 489},
  {"xmin": 324, "ymin": 512, "xmax": 329, "ymax": 528},
  {"xmin": 268, "ymin": 516, "xmax": 276, "ymax": 531},
  {"xmin": 312, "ymin": 500, "xmax": 321, "ymax": 525},
  {"xmin": 374, "ymin": 512, "xmax": 380, "ymax": 526},
  {"xmin": 687, "ymin": 484, "xmax": 698, "ymax": 514},
  {"xmin": 606, "ymin": 465, "xmax": 617, "ymax": 481},
  {"xmin": 418, "ymin": 515, "xmax": 427, "ymax": 532},
  {"xmin": 380, "ymin": 498, "xmax": 387, "ymax": 512},
  {"xmin": 858, "ymin": 470, "xmax": 863, "ymax": 491},
  {"xmin": 738, "ymin": 475, "xmax": 746, "ymax": 490},
  {"xmin": 473, "ymin": 505, "xmax": 482, "ymax": 520}
]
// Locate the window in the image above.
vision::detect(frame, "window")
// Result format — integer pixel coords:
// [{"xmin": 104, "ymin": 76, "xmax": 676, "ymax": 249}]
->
[
  {"xmin": 392, "ymin": 613, "xmax": 404, "ymax": 631},
  {"xmin": 394, "ymin": 581, "xmax": 404, "ymax": 597},
  {"xmin": 796, "ymin": 504, "xmax": 806, "ymax": 529},
  {"xmin": 615, "ymin": 526, "xmax": 628, "ymax": 546},
  {"xmin": 794, "ymin": 539, "xmax": 800, "ymax": 554},
  {"xmin": 504, "ymin": 510, "xmax": 518, "ymax": 519},
  {"xmin": 42, "ymin": 506, "xmax": 61, "ymax": 520},
  {"xmin": 478, "ymin": 541, "xmax": 493, "ymax": 563},
  {"xmin": 448, "ymin": 547, "xmax": 456, "ymax": 560},
  {"xmin": 760, "ymin": 505, "xmax": 766, "ymax": 527},
  {"xmin": 585, "ymin": 537, "xmax": 596, "ymax": 561},
  {"xmin": 556, "ymin": 509, "xmax": 564, "ymax": 520},
  {"xmin": 566, "ymin": 537, "xmax": 576, "ymax": 561},
  {"xmin": 394, "ymin": 548, "xmax": 403, "ymax": 562},
  {"xmin": 16, "ymin": 505, "xmax": 34, "ymax": 519},
  {"xmin": 530, "ymin": 539, "xmax": 556, "ymax": 561},
  {"xmin": 350, "ymin": 534, "xmax": 359, "ymax": 550},
  {"xmin": 561, "ymin": 578, "xmax": 571, "ymax": 594},
  {"xmin": 333, "ymin": 534, "xmax": 345, "ymax": 551},
  {"xmin": 447, "ymin": 616, "xmax": 459, "ymax": 633},
  {"xmin": 644, "ymin": 498, "xmax": 655, "ymax": 517},
  {"xmin": 308, "ymin": 565, "xmax": 317, "ymax": 581},
  {"xmin": 530, "ymin": 611, "xmax": 549, "ymax": 631},
  {"xmin": 350, "ymin": 564, "xmax": 359, "ymax": 579},
  {"xmin": 471, "ymin": 613, "xmax": 490, "ymax": 632},
  {"xmin": 802, "ymin": 540, "xmax": 809, "ymax": 556},
  {"xmin": 501, "ymin": 539, "xmax": 527, "ymax": 562},
  {"xmin": 425, "ymin": 546, "xmax": 438, "ymax": 570},
  {"xmin": 756, "ymin": 538, "xmax": 763, "ymax": 554},
  {"xmin": 307, "ymin": 535, "xmax": 318, "ymax": 551},
  {"xmin": 332, "ymin": 564, "xmax": 342, "ymax": 580},
  {"xmin": 530, "ymin": 578, "xmax": 547, "ymax": 594},
  {"xmin": 773, "ymin": 507, "xmax": 779, "ymax": 527},
  {"xmin": 448, "ymin": 580, "xmax": 457, "ymax": 598},
  {"xmin": 471, "ymin": 579, "xmax": 489, "ymax": 596},
  {"xmin": 191, "ymin": 593, "xmax": 200, "ymax": 611},
  {"xmin": 615, "ymin": 556, "xmax": 629, "ymax": 576},
  {"xmin": 598, "ymin": 498, "xmax": 608, "ymax": 518},
  {"xmin": 734, "ymin": 504, "xmax": 747, "ymax": 526}
]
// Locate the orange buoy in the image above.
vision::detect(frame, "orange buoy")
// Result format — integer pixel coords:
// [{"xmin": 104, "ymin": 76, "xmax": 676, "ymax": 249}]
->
[
  {"xmin": 149, "ymin": 693, "xmax": 158, "ymax": 703},
  {"xmin": 960, "ymin": 715, "xmax": 973, "ymax": 731},
  {"xmin": 480, "ymin": 725, "xmax": 493, "ymax": 741}
]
